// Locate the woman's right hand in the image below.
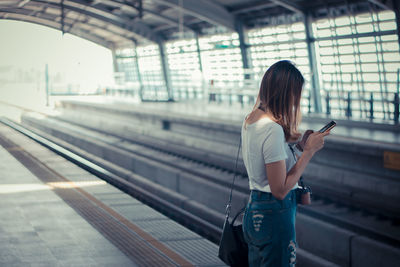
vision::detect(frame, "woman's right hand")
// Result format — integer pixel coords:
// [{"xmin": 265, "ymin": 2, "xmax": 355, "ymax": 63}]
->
[{"xmin": 303, "ymin": 131, "xmax": 330, "ymax": 154}]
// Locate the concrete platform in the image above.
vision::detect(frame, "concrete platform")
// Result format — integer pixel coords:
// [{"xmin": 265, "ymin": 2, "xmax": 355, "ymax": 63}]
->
[
  {"xmin": 0, "ymin": 140, "xmax": 134, "ymax": 266},
  {"xmin": 0, "ymin": 122, "xmax": 226, "ymax": 267}
]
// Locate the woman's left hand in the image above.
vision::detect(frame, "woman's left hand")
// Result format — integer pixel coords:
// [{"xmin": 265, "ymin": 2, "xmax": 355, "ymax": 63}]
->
[{"xmin": 296, "ymin": 130, "xmax": 314, "ymax": 151}]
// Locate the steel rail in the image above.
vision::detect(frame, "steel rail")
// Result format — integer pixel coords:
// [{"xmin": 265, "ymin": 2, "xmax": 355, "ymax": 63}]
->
[{"xmin": 14, "ymin": 115, "xmax": 400, "ymax": 247}]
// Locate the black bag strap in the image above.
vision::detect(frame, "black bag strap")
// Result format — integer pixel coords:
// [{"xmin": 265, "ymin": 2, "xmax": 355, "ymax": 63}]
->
[{"xmin": 225, "ymin": 137, "xmax": 242, "ymax": 219}]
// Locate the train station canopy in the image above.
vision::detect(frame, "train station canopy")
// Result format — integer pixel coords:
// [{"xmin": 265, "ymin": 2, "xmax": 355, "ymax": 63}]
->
[{"xmin": 0, "ymin": 0, "xmax": 396, "ymax": 49}]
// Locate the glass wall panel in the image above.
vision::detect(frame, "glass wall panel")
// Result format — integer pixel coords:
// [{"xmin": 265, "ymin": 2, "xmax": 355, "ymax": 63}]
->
[
  {"xmin": 313, "ymin": 9, "xmax": 399, "ymax": 120},
  {"xmin": 112, "ymin": 6, "xmax": 398, "ymax": 123},
  {"xmin": 247, "ymin": 21, "xmax": 311, "ymax": 112},
  {"xmin": 199, "ymin": 32, "xmax": 244, "ymax": 103},
  {"xmin": 115, "ymin": 48, "xmax": 140, "ymax": 88},
  {"xmin": 165, "ymin": 39, "xmax": 203, "ymax": 100},
  {"xmin": 136, "ymin": 44, "xmax": 168, "ymax": 100},
  {"xmin": 114, "ymin": 48, "xmax": 140, "ymax": 95}
]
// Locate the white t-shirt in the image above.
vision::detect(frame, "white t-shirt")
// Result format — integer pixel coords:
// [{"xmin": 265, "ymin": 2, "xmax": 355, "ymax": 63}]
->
[{"xmin": 241, "ymin": 117, "xmax": 298, "ymax": 192}]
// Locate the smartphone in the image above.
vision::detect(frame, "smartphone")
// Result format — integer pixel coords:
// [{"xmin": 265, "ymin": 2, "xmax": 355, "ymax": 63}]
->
[{"xmin": 319, "ymin": 120, "xmax": 336, "ymax": 133}]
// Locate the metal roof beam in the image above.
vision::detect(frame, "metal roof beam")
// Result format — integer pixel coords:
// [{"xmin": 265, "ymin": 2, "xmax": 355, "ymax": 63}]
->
[
  {"xmin": 90, "ymin": 0, "xmax": 105, "ymax": 5},
  {"xmin": 1, "ymin": 12, "xmax": 113, "ymax": 48},
  {"xmin": 65, "ymin": 18, "xmax": 137, "ymax": 43},
  {"xmin": 367, "ymin": 0, "xmax": 393, "ymax": 10},
  {"xmin": 270, "ymin": 0, "xmax": 304, "ymax": 14},
  {"xmin": 102, "ymin": 0, "xmax": 196, "ymax": 32},
  {"xmin": 25, "ymin": 0, "xmax": 163, "ymax": 43},
  {"xmin": 66, "ymin": 0, "xmax": 163, "ymax": 42},
  {"xmin": 152, "ymin": 0, "xmax": 235, "ymax": 31},
  {"xmin": 0, "ymin": 6, "xmax": 134, "ymax": 46},
  {"xmin": 122, "ymin": 0, "xmax": 143, "ymax": 17},
  {"xmin": 69, "ymin": 26, "xmax": 114, "ymax": 48},
  {"xmin": 18, "ymin": 0, "xmax": 31, "ymax": 8},
  {"xmin": 153, "ymin": 24, "xmax": 172, "ymax": 32},
  {"xmin": 142, "ymin": 8, "xmax": 197, "ymax": 33},
  {"xmin": 231, "ymin": 3, "xmax": 276, "ymax": 15}
]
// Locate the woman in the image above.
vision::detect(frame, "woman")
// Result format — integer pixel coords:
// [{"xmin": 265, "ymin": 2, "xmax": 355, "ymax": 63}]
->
[{"xmin": 241, "ymin": 60, "xmax": 329, "ymax": 267}]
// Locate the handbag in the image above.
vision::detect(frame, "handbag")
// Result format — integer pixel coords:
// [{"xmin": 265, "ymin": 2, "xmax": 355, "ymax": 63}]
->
[
  {"xmin": 218, "ymin": 138, "xmax": 249, "ymax": 267},
  {"xmin": 218, "ymin": 207, "xmax": 248, "ymax": 267}
]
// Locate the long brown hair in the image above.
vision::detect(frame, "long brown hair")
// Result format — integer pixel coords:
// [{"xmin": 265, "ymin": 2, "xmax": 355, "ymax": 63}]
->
[{"xmin": 259, "ymin": 60, "xmax": 304, "ymax": 142}]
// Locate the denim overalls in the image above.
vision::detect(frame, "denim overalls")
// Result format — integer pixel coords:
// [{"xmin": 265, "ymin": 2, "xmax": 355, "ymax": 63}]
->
[{"xmin": 242, "ymin": 189, "xmax": 297, "ymax": 267}]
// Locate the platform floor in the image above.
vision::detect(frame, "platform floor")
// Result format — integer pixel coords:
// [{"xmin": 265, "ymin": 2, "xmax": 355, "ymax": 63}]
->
[{"xmin": 0, "ymin": 123, "xmax": 225, "ymax": 267}]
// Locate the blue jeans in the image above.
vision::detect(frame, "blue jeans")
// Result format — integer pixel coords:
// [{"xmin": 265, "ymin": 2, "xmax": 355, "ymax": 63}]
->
[{"xmin": 243, "ymin": 190, "xmax": 297, "ymax": 267}]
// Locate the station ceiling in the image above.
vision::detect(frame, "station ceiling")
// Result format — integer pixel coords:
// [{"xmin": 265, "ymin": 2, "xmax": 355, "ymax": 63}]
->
[{"xmin": 0, "ymin": 0, "xmax": 392, "ymax": 49}]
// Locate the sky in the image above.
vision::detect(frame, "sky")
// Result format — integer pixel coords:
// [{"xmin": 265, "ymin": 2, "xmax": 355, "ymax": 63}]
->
[{"xmin": 0, "ymin": 20, "xmax": 114, "ymax": 94}]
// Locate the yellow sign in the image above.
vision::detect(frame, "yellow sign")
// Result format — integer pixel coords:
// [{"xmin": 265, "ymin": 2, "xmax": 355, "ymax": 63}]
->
[{"xmin": 384, "ymin": 151, "xmax": 400, "ymax": 171}]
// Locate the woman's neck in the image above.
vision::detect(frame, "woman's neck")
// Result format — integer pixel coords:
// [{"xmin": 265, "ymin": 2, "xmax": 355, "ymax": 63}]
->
[
  {"xmin": 246, "ymin": 108, "xmax": 275, "ymax": 123},
  {"xmin": 259, "ymin": 108, "xmax": 276, "ymax": 121}
]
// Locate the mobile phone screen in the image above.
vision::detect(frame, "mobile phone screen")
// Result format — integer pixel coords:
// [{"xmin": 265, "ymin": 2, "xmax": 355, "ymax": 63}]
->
[{"xmin": 319, "ymin": 121, "xmax": 336, "ymax": 133}]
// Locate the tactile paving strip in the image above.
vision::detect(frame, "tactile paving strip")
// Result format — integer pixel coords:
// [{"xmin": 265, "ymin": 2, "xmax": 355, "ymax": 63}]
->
[
  {"xmin": 165, "ymin": 239, "xmax": 226, "ymax": 266},
  {"xmin": 132, "ymin": 219, "xmax": 201, "ymax": 242},
  {"xmin": 94, "ymin": 192, "xmax": 143, "ymax": 206},
  {"xmin": 111, "ymin": 204, "xmax": 168, "ymax": 222},
  {"xmin": 0, "ymin": 127, "xmax": 194, "ymax": 267}
]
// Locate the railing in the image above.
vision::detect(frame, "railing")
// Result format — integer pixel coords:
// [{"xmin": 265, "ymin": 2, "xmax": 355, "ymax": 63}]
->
[
  {"xmin": 322, "ymin": 92, "xmax": 400, "ymax": 123},
  {"xmin": 208, "ymin": 87, "xmax": 256, "ymax": 107},
  {"xmin": 104, "ymin": 87, "xmax": 138, "ymax": 97},
  {"xmin": 172, "ymin": 87, "xmax": 206, "ymax": 100},
  {"xmin": 207, "ymin": 87, "xmax": 400, "ymax": 124},
  {"xmin": 103, "ymin": 82, "xmax": 400, "ymax": 124}
]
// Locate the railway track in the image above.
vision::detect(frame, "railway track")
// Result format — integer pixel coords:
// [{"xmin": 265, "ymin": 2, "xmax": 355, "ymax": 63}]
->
[
  {"xmin": 45, "ymin": 102, "xmax": 400, "ymax": 220},
  {"xmin": 4, "ymin": 115, "xmax": 399, "ymax": 251},
  {"xmin": 24, "ymin": 112, "xmax": 400, "ymax": 215},
  {"xmin": 1, "ymin": 97, "xmax": 399, "ymax": 265}
]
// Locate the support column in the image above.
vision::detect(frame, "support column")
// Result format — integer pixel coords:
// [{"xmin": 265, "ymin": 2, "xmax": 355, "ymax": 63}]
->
[
  {"xmin": 133, "ymin": 45, "xmax": 144, "ymax": 101},
  {"xmin": 304, "ymin": 12, "xmax": 322, "ymax": 113},
  {"xmin": 110, "ymin": 47, "xmax": 119, "ymax": 96},
  {"xmin": 61, "ymin": 0, "xmax": 65, "ymax": 35},
  {"xmin": 195, "ymin": 33, "xmax": 203, "ymax": 72},
  {"xmin": 45, "ymin": 63, "xmax": 49, "ymax": 106},
  {"xmin": 111, "ymin": 47, "xmax": 119, "ymax": 73},
  {"xmin": 195, "ymin": 33, "xmax": 206, "ymax": 100},
  {"xmin": 236, "ymin": 20, "xmax": 250, "ymax": 71},
  {"xmin": 393, "ymin": 0, "xmax": 400, "ymax": 48},
  {"xmin": 158, "ymin": 42, "xmax": 173, "ymax": 101}
]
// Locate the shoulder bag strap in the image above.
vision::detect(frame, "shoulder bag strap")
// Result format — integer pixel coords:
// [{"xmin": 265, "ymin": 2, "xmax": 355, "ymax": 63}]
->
[{"xmin": 225, "ymin": 137, "xmax": 242, "ymax": 219}]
